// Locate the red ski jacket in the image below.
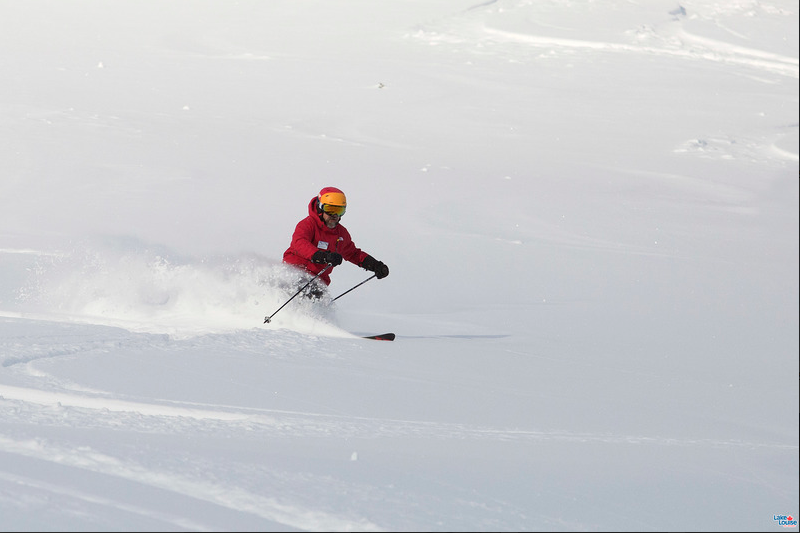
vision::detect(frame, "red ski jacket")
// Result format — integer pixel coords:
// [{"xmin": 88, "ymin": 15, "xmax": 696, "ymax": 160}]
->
[{"xmin": 282, "ymin": 197, "xmax": 369, "ymax": 286}]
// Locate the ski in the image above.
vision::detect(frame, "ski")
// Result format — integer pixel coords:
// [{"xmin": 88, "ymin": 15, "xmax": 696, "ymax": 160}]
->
[{"xmin": 362, "ymin": 332, "xmax": 395, "ymax": 341}]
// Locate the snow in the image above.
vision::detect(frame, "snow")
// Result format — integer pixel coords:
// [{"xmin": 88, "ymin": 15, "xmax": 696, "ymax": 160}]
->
[{"xmin": 0, "ymin": 0, "xmax": 798, "ymax": 530}]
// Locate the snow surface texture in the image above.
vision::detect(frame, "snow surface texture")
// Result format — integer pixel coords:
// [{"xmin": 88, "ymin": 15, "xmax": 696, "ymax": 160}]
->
[{"xmin": 1, "ymin": 0, "xmax": 798, "ymax": 531}]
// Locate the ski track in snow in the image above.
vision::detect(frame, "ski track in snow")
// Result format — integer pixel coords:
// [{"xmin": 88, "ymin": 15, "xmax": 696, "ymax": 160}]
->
[
  {"xmin": 1, "ymin": 384, "xmax": 794, "ymax": 451},
  {"xmin": 0, "ymin": 433, "xmax": 384, "ymax": 532},
  {"xmin": 412, "ymin": 3, "xmax": 798, "ymax": 79},
  {"xmin": 0, "ymin": 470, "xmax": 212, "ymax": 531},
  {"xmin": 473, "ymin": 27, "xmax": 799, "ymax": 78},
  {"xmin": 1, "ymin": 378, "xmax": 794, "ymax": 531}
]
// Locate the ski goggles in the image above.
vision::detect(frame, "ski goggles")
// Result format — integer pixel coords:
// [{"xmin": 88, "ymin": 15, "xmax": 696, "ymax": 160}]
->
[{"xmin": 321, "ymin": 204, "xmax": 346, "ymax": 216}]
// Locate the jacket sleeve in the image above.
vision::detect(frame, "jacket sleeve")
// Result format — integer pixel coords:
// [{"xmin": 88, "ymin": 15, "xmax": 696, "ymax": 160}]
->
[
  {"xmin": 337, "ymin": 227, "xmax": 369, "ymax": 266},
  {"xmin": 289, "ymin": 218, "xmax": 322, "ymax": 260}
]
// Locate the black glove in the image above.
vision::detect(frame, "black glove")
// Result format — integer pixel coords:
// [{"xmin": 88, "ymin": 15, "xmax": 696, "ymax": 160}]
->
[
  {"xmin": 361, "ymin": 255, "xmax": 389, "ymax": 279},
  {"xmin": 311, "ymin": 250, "xmax": 343, "ymax": 266}
]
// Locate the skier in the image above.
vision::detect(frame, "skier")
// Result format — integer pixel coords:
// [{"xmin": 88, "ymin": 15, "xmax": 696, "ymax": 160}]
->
[{"xmin": 282, "ymin": 187, "xmax": 389, "ymax": 298}]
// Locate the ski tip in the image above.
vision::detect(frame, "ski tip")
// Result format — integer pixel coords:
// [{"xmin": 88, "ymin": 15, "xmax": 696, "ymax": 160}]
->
[{"xmin": 363, "ymin": 333, "xmax": 395, "ymax": 341}]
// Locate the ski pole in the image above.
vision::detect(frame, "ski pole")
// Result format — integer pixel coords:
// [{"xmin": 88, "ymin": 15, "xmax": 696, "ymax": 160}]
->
[
  {"xmin": 264, "ymin": 263, "xmax": 333, "ymax": 323},
  {"xmin": 332, "ymin": 273, "xmax": 376, "ymax": 302}
]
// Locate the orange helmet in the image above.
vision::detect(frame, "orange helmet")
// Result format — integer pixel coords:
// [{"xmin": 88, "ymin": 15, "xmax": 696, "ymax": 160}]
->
[{"xmin": 317, "ymin": 187, "xmax": 347, "ymax": 216}]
